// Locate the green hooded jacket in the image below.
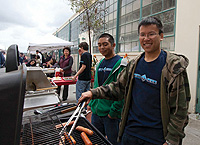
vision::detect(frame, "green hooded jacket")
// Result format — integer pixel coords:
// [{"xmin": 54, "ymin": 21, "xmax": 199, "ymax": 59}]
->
[
  {"xmin": 91, "ymin": 50, "xmax": 191, "ymax": 145},
  {"xmin": 89, "ymin": 57, "xmax": 126, "ymax": 118}
]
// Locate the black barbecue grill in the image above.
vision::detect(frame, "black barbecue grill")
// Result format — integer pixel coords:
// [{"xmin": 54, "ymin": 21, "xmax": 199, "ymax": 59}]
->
[{"xmin": 21, "ymin": 111, "xmax": 112, "ymax": 145}]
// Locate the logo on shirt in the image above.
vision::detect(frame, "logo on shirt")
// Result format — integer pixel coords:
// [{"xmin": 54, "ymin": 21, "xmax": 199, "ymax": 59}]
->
[
  {"xmin": 98, "ymin": 67, "xmax": 112, "ymax": 72},
  {"xmin": 134, "ymin": 73, "xmax": 157, "ymax": 85}
]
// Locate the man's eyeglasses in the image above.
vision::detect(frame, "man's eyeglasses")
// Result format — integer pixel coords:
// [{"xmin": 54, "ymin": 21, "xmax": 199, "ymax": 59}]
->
[{"xmin": 139, "ymin": 32, "xmax": 159, "ymax": 39}]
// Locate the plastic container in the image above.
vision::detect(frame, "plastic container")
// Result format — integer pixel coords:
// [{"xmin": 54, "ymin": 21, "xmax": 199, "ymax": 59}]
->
[{"xmin": 55, "ymin": 68, "xmax": 63, "ymax": 77}]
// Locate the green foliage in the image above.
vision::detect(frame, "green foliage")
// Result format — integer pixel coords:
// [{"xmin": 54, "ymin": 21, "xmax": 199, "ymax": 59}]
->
[
  {"xmin": 69, "ymin": 0, "xmax": 105, "ymax": 32},
  {"xmin": 68, "ymin": 0, "xmax": 106, "ymax": 51}
]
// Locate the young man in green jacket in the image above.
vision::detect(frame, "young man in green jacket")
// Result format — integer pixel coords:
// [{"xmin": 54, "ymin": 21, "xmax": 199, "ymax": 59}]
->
[
  {"xmin": 79, "ymin": 17, "xmax": 191, "ymax": 145},
  {"xmin": 88, "ymin": 33, "xmax": 126, "ymax": 145}
]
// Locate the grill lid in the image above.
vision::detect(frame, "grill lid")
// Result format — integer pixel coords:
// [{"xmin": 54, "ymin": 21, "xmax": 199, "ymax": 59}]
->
[{"xmin": 0, "ymin": 45, "xmax": 27, "ymax": 145}]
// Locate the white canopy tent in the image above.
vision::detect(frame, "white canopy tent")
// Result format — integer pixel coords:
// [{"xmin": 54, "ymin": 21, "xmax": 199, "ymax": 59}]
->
[{"xmin": 28, "ymin": 34, "xmax": 74, "ymax": 53}]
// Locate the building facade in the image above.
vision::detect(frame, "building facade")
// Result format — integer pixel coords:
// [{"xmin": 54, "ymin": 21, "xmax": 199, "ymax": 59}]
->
[{"xmin": 54, "ymin": 0, "xmax": 200, "ymax": 114}]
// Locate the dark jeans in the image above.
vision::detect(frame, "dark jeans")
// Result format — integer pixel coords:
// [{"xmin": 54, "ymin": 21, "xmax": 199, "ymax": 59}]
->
[
  {"xmin": 92, "ymin": 113, "xmax": 121, "ymax": 145},
  {"xmin": 57, "ymin": 73, "xmax": 71, "ymax": 100},
  {"xmin": 121, "ymin": 132, "xmax": 156, "ymax": 145}
]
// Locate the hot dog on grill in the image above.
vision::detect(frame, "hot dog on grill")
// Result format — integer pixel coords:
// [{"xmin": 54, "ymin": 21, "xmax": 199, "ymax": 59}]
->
[
  {"xmin": 76, "ymin": 126, "xmax": 93, "ymax": 136},
  {"xmin": 63, "ymin": 132, "xmax": 76, "ymax": 145},
  {"xmin": 81, "ymin": 132, "xmax": 92, "ymax": 145},
  {"xmin": 59, "ymin": 136, "xmax": 65, "ymax": 145},
  {"xmin": 55, "ymin": 121, "xmax": 75, "ymax": 129}
]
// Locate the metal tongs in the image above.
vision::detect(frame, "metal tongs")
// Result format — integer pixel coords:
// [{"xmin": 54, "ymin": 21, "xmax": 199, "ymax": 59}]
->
[{"xmin": 59, "ymin": 101, "xmax": 86, "ymax": 136}]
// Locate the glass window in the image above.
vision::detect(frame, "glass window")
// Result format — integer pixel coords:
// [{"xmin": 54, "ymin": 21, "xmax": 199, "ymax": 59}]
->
[
  {"xmin": 131, "ymin": 9, "xmax": 140, "ymax": 20},
  {"xmin": 154, "ymin": 13, "xmax": 162, "ymax": 21},
  {"xmin": 163, "ymin": 0, "xmax": 175, "ymax": 10},
  {"xmin": 113, "ymin": 19, "xmax": 117, "ymax": 28},
  {"xmin": 133, "ymin": 0, "xmax": 141, "ymax": 11},
  {"xmin": 113, "ymin": 28, "xmax": 116, "ymax": 36},
  {"xmin": 119, "ymin": 43, "xmax": 125, "ymax": 52},
  {"xmin": 126, "ymin": 12, "xmax": 133, "ymax": 23},
  {"xmin": 120, "ymin": 25, "xmax": 125, "ymax": 34},
  {"xmin": 126, "ymin": 3, "xmax": 132, "ymax": 14},
  {"xmin": 114, "ymin": 2, "xmax": 117, "ymax": 11},
  {"xmin": 123, "ymin": 33, "xmax": 133, "ymax": 42},
  {"xmin": 108, "ymin": 20, "xmax": 113, "ymax": 29},
  {"xmin": 127, "ymin": 0, "xmax": 133, "ymax": 4},
  {"xmin": 125, "ymin": 42, "xmax": 132, "ymax": 52},
  {"xmin": 132, "ymin": 41, "xmax": 139, "ymax": 52},
  {"xmin": 163, "ymin": 23, "xmax": 174, "ymax": 35},
  {"xmin": 126, "ymin": 23, "xmax": 132, "ymax": 33},
  {"xmin": 121, "ymin": 6, "xmax": 125, "ymax": 16},
  {"xmin": 152, "ymin": 0, "xmax": 159, "ymax": 2},
  {"xmin": 132, "ymin": 21, "xmax": 139, "ymax": 31},
  {"xmin": 91, "ymin": 0, "xmax": 176, "ymax": 53},
  {"xmin": 119, "ymin": 34, "xmax": 125, "ymax": 43},
  {"xmin": 105, "ymin": 15, "xmax": 109, "ymax": 23},
  {"xmin": 109, "ymin": 29, "xmax": 113, "ymax": 35},
  {"xmin": 120, "ymin": 15, "xmax": 126, "ymax": 25},
  {"xmin": 110, "ymin": 0, "xmax": 114, "ymax": 5},
  {"xmin": 162, "ymin": 37, "xmax": 174, "ymax": 51},
  {"xmin": 106, "ymin": 0, "xmax": 109, "ymax": 7},
  {"xmin": 109, "ymin": 13, "xmax": 114, "ymax": 20},
  {"xmin": 143, "ymin": 0, "xmax": 151, "ymax": 7},
  {"xmin": 109, "ymin": 4, "xmax": 114, "ymax": 13},
  {"xmin": 152, "ymin": 0, "xmax": 162, "ymax": 14},
  {"xmin": 131, "ymin": 31, "xmax": 138, "ymax": 41},
  {"xmin": 122, "ymin": 0, "xmax": 126, "ymax": 7},
  {"xmin": 114, "ymin": 11, "xmax": 117, "ymax": 19},
  {"xmin": 142, "ymin": 5, "xmax": 151, "ymax": 17},
  {"xmin": 162, "ymin": 10, "xmax": 175, "ymax": 23}
]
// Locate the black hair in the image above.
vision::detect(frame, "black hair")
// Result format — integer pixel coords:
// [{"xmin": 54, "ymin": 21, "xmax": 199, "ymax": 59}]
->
[
  {"xmin": 138, "ymin": 16, "xmax": 163, "ymax": 34},
  {"xmin": 36, "ymin": 55, "xmax": 40, "ymax": 59},
  {"xmin": 79, "ymin": 42, "xmax": 89, "ymax": 50},
  {"xmin": 63, "ymin": 47, "xmax": 71, "ymax": 55},
  {"xmin": 99, "ymin": 33, "xmax": 115, "ymax": 45},
  {"xmin": 26, "ymin": 59, "xmax": 36, "ymax": 66},
  {"xmin": 51, "ymin": 58, "xmax": 56, "ymax": 65}
]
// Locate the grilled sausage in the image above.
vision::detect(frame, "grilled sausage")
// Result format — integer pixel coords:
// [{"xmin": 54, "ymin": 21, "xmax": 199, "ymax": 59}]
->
[
  {"xmin": 81, "ymin": 132, "xmax": 92, "ymax": 145},
  {"xmin": 61, "ymin": 106, "xmax": 77, "ymax": 114},
  {"xmin": 55, "ymin": 121, "xmax": 75, "ymax": 129},
  {"xmin": 76, "ymin": 126, "xmax": 93, "ymax": 136},
  {"xmin": 63, "ymin": 132, "xmax": 76, "ymax": 145},
  {"xmin": 59, "ymin": 136, "xmax": 65, "ymax": 145}
]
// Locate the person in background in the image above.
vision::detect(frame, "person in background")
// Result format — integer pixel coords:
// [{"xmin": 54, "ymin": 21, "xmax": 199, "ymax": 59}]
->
[
  {"xmin": 45, "ymin": 54, "xmax": 52, "ymax": 62},
  {"xmin": 0, "ymin": 51, "xmax": 5, "ymax": 68},
  {"xmin": 26, "ymin": 59, "xmax": 36, "ymax": 67},
  {"xmin": 72, "ymin": 42, "xmax": 92, "ymax": 102},
  {"xmin": 36, "ymin": 50, "xmax": 45, "ymax": 65},
  {"xmin": 19, "ymin": 52, "xmax": 25, "ymax": 65},
  {"xmin": 46, "ymin": 58, "xmax": 57, "ymax": 68},
  {"xmin": 35, "ymin": 55, "xmax": 41, "ymax": 67},
  {"xmin": 79, "ymin": 17, "xmax": 191, "ymax": 145},
  {"xmin": 45, "ymin": 57, "xmax": 57, "ymax": 77},
  {"xmin": 57, "ymin": 47, "xmax": 73, "ymax": 101},
  {"xmin": 88, "ymin": 33, "xmax": 126, "ymax": 145},
  {"xmin": 2, "ymin": 51, "xmax": 6, "ymax": 60}
]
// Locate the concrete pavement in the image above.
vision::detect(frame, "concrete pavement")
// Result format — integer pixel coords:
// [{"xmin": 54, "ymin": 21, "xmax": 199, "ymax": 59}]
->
[{"xmin": 183, "ymin": 114, "xmax": 200, "ymax": 145}]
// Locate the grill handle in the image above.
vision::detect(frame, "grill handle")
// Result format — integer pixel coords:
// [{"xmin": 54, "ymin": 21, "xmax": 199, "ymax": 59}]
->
[
  {"xmin": 68, "ymin": 102, "xmax": 85, "ymax": 136},
  {"xmin": 59, "ymin": 102, "xmax": 85, "ymax": 135}
]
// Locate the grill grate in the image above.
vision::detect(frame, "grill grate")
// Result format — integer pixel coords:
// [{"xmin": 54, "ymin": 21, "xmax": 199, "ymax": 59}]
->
[{"xmin": 21, "ymin": 116, "xmax": 111, "ymax": 145}]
